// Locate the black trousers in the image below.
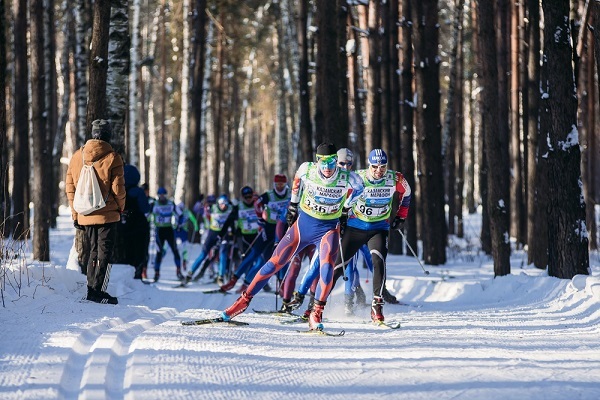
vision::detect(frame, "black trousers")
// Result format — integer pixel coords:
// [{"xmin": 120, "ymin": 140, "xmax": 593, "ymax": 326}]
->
[
  {"xmin": 333, "ymin": 226, "xmax": 388, "ymax": 298},
  {"xmin": 85, "ymin": 222, "xmax": 117, "ymax": 292}
]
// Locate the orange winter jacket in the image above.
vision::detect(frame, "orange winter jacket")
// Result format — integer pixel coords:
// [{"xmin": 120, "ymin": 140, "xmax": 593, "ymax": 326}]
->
[{"xmin": 66, "ymin": 139, "xmax": 126, "ymax": 225}]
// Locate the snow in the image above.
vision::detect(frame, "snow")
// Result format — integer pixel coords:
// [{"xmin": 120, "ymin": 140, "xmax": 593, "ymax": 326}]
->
[{"xmin": 1, "ymin": 207, "xmax": 600, "ymax": 399}]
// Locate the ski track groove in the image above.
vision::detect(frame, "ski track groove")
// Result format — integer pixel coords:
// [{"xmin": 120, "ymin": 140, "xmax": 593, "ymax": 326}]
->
[{"xmin": 56, "ymin": 307, "xmax": 177, "ymax": 399}]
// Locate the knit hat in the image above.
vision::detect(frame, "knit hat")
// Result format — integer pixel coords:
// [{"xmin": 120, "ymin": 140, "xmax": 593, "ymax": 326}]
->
[
  {"xmin": 316, "ymin": 143, "xmax": 337, "ymax": 157},
  {"xmin": 91, "ymin": 119, "xmax": 112, "ymax": 142},
  {"xmin": 337, "ymin": 148, "xmax": 354, "ymax": 163},
  {"xmin": 273, "ymin": 174, "xmax": 287, "ymax": 184},
  {"xmin": 368, "ymin": 149, "xmax": 388, "ymax": 165}
]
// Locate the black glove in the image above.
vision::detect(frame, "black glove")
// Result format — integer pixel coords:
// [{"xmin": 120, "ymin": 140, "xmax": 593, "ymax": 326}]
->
[
  {"xmin": 391, "ymin": 217, "xmax": 405, "ymax": 231},
  {"xmin": 73, "ymin": 220, "xmax": 85, "ymax": 231},
  {"xmin": 339, "ymin": 207, "xmax": 349, "ymax": 235},
  {"xmin": 286, "ymin": 202, "xmax": 299, "ymax": 226}
]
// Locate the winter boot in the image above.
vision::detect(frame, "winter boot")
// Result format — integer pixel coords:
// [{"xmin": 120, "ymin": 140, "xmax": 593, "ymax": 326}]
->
[
  {"xmin": 222, "ymin": 291, "xmax": 253, "ymax": 321},
  {"xmin": 382, "ymin": 287, "xmax": 400, "ymax": 304},
  {"xmin": 308, "ymin": 300, "xmax": 326, "ymax": 331},
  {"xmin": 154, "ymin": 270, "xmax": 160, "ymax": 282},
  {"xmin": 288, "ymin": 291, "xmax": 305, "ymax": 310},
  {"xmin": 344, "ymin": 294, "xmax": 354, "ymax": 316},
  {"xmin": 216, "ymin": 275, "xmax": 224, "ymax": 286},
  {"xmin": 236, "ymin": 282, "xmax": 249, "ymax": 294},
  {"xmin": 371, "ymin": 296, "xmax": 385, "ymax": 322},
  {"xmin": 86, "ymin": 286, "xmax": 101, "ymax": 302},
  {"xmin": 176, "ymin": 268, "xmax": 184, "ymax": 281},
  {"xmin": 355, "ymin": 285, "xmax": 368, "ymax": 307},
  {"xmin": 98, "ymin": 290, "xmax": 119, "ymax": 305},
  {"xmin": 134, "ymin": 264, "xmax": 144, "ymax": 280},
  {"xmin": 220, "ymin": 275, "xmax": 238, "ymax": 292}
]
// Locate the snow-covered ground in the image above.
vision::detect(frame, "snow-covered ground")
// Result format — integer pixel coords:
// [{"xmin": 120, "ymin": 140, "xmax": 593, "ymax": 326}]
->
[{"xmin": 1, "ymin": 207, "xmax": 600, "ymax": 399}]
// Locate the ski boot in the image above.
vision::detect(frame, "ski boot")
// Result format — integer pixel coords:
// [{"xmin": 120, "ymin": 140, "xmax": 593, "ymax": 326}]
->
[
  {"xmin": 222, "ymin": 291, "xmax": 253, "ymax": 321},
  {"xmin": 236, "ymin": 282, "xmax": 249, "ymax": 294},
  {"xmin": 308, "ymin": 300, "xmax": 326, "ymax": 331},
  {"xmin": 220, "ymin": 275, "xmax": 238, "ymax": 291},
  {"xmin": 279, "ymin": 300, "xmax": 294, "ymax": 314},
  {"xmin": 382, "ymin": 287, "xmax": 400, "ymax": 304},
  {"xmin": 344, "ymin": 294, "xmax": 354, "ymax": 316},
  {"xmin": 371, "ymin": 296, "xmax": 385, "ymax": 322},
  {"xmin": 287, "ymin": 291, "xmax": 305, "ymax": 310}
]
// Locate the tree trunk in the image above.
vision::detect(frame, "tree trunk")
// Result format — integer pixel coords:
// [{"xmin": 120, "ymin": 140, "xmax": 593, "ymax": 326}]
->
[
  {"xmin": 106, "ymin": 0, "xmax": 129, "ymax": 158},
  {"xmin": 444, "ymin": 0, "xmax": 465, "ymax": 235},
  {"xmin": 0, "ymin": 0, "xmax": 7, "ymax": 238},
  {"xmin": 388, "ymin": 0, "xmax": 400, "ymax": 170},
  {"xmin": 128, "ymin": 0, "xmax": 141, "ymax": 167},
  {"xmin": 525, "ymin": 0, "xmax": 545, "ymax": 268},
  {"xmin": 297, "ymin": 0, "xmax": 313, "ymax": 162},
  {"xmin": 365, "ymin": 0, "xmax": 381, "ymax": 151},
  {"xmin": 400, "ymin": 0, "xmax": 418, "ymax": 253},
  {"xmin": 158, "ymin": 0, "xmax": 168, "ymax": 189},
  {"xmin": 175, "ymin": 0, "xmax": 191, "ymax": 205},
  {"xmin": 74, "ymin": 0, "xmax": 90, "ymax": 144},
  {"xmin": 46, "ymin": 0, "xmax": 59, "ymax": 229},
  {"xmin": 274, "ymin": 3, "xmax": 290, "ymax": 172},
  {"xmin": 86, "ymin": 0, "xmax": 111, "ymax": 132},
  {"xmin": 510, "ymin": 0, "xmax": 525, "ymax": 247},
  {"xmin": 542, "ymin": 0, "xmax": 589, "ymax": 278},
  {"xmin": 379, "ymin": 0, "xmax": 391, "ymax": 153},
  {"xmin": 496, "ymin": 0, "xmax": 511, "ymax": 250},
  {"xmin": 31, "ymin": 0, "xmax": 50, "ymax": 260},
  {"xmin": 411, "ymin": 0, "xmax": 446, "ymax": 265},
  {"xmin": 12, "ymin": 0, "xmax": 29, "ymax": 240},
  {"xmin": 211, "ymin": 19, "xmax": 224, "ymax": 195},
  {"xmin": 475, "ymin": 0, "xmax": 511, "ymax": 276},
  {"xmin": 315, "ymin": 0, "xmax": 344, "ymax": 146},
  {"xmin": 455, "ymin": 13, "xmax": 465, "ymax": 239},
  {"xmin": 185, "ymin": 0, "xmax": 206, "ymax": 206}
]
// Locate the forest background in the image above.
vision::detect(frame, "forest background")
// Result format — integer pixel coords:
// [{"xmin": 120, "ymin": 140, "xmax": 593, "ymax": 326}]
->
[{"xmin": 0, "ymin": 0, "xmax": 599, "ymax": 281}]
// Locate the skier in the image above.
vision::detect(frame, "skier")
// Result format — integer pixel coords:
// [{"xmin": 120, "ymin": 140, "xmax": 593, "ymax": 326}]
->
[
  {"xmin": 220, "ymin": 143, "xmax": 364, "ymax": 331},
  {"xmin": 184, "ymin": 194, "xmax": 236, "ymax": 285},
  {"xmin": 330, "ymin": 149, "xmax": 411, "ymax": 322},
  {"xmin": 150, "ymin": 187, "xmax": 183, "ymax": 282},
  {"xmin": 219, "ymin": 174, "xmax": 291, "ymax": 293},
  {"xmin": 175, "ymin": 202, "xmax": 199, "ymax": 272},
  {"xmin": 235, "ymin": 185, "xmax": 261, "ymax": 258}
]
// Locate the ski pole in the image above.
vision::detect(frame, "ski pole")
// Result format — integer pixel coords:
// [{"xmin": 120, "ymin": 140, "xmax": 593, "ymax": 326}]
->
[
  {"xmin": 397, "ymin": 228, "xmax": 430, "ymax": 275},
  {"xmin": 241, "ymin": 232, "xmax": 261, "ymax": 258},
  {"xmin": 339, "ymin": 235, "xmax": 349, "ymax": 281}
]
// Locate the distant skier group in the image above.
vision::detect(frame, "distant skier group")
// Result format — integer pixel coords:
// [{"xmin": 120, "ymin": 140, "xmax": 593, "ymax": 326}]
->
[{"xmin": 66, "ymin": 124, "xmax": 411, "ymax": 331}]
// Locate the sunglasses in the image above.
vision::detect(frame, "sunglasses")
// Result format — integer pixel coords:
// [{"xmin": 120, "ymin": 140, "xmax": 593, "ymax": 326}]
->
[
  {"xmin": 370, "ymin": 164, "xmax": 387, "ymax": 170},
  {"xmin": 316, "ymin": 154, "xmax": 337, "ymax": 170},
  {"xmin": 243, "ymin": 194, "xmax": 253, "ymax": 199},
  {"xmin": 338, "ymin": 162, "xmax": 352, "ymax": 167}
]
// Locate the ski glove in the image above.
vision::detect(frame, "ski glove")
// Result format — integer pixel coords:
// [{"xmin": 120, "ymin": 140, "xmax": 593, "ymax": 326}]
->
[
  {"xmin": 286, "ymin": 202, "xmax": 299, "ymax": 226},
  {"xmin": 391, "ymin": 217, "xmax": 405, "ymax": 231},
  {"xmin": 73, "ymin": 220, "xmax": 85, "ymax": 231},
  {"xmin": 339, "ymin": 207, "xmax": 350, "ymax": 235}
]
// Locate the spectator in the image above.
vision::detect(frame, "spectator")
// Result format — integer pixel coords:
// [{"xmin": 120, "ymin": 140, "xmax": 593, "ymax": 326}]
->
[{"xmin": 66, "ymin": 119, "xmax": 126, "ymax": 304}]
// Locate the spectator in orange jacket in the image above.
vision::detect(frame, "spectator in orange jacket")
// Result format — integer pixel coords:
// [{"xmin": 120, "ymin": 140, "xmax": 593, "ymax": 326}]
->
[{"xmin": 66, "ymin": 119, "xmax": 126, "ymax": 304}]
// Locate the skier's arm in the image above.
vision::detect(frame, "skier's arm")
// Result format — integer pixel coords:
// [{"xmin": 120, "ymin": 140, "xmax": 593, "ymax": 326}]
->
[{"xmin": 395, "ymin": 172, "xmax": 411, "ymax": 220}]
